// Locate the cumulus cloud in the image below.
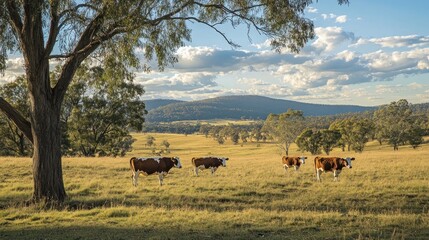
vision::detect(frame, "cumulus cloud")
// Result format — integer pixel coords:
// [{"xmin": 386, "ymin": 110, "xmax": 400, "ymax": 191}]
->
[
  {"xmin": 171, "ymin": 46, "xmax": 309, "ymax": 72},
  {"xmin": 307, "ymin": 7, "xmax": 318, "ymax": 13},
  {"xmin": 273, "ymin": 45, "xmax": 429, "ymax": 93},
  {"xmin": 237, "ymin": 78, "xmax": 269, "ymax": 86},
  {"xmin": 335, "ymin": 15, "xmax": 347, "ymax": 23},
  {"xmin": 417, "ymin": 58, "xmax": 429, "ymax": 69},
  {"xmin": 321, "ymin": 13, "xmax": 336, "ymax": 20},
  {"xmin": 251, "ymin": 39, "xmax": 271, "ymax": 49},
  {"xmin": 311, "ymin": 27, "xmax": 355, "ymax": 53},
  {"xmin": 353, "ymin": 35, "xmax": 429, "ymax": 48},
  {"xmin": 136, "ymin": 72, "xmax": 218, "ymax": 92}
]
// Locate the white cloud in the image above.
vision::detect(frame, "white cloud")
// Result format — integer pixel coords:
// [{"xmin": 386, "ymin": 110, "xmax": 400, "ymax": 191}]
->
[
  {"xmin": 335, "ymin": 15, "xmax": 347, "ymax": 23},
  {"xmin": 307, "ymin": 7, "xmax": 318, "ymax": 13},
  {"xmin": 251, "ymin": 39, "xmax": 271, "ymax": 49},
  {"xmin": 417, "ymin": 58, "xmax": 429, "ymax": 69},
  {"xmin": 321, "ymin": 13, "xmax": 336, "ymax": 20},
  {"xmin": 311, "ymin": 27, "xmax": 355, "ymax": 53},
  {"xmin": 136, "ymin": 72, "xmax": 218, "ymax": 92},
  {"xmin": 237, "ymin": 78, "xmax": 268, "ymax": 86},
  {"xmin": 364, "ymin": 48, "xmax": 429, "ymax": 73},
  {"xmin": 353, "ymin": 35, "xmax": 429, "ymax": 48}
]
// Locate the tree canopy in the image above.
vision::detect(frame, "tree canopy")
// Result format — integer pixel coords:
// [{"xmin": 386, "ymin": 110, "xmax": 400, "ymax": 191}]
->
[
  {"xmin": 374, "ymin": 99, "xmax": 426, "ymax": 150},
  {"xmin": 262, "ymin": 109, "xmax": 305, "ymax": 156}
]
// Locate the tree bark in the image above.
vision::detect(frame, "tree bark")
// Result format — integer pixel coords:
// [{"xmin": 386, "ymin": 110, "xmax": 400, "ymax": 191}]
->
[
  {"xmin": 27, "ymin": 62, "xmax": 67, "ymax": 203},
  {"xmin": 31, "ymin": 102, "xmax": 66, "ymax": 202}
]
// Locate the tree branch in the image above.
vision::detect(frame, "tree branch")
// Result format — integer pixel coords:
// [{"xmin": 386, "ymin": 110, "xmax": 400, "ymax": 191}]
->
[
  {"xmin": 174, "ymin": 16, "xmax": 241, "ymax": 48},
  {"xmin": 52, "ymin": 6, "xmax": 108, "ymax": 104},
  {"xmin": 45, "ymin": 0, "xmax": 60, "ymax": 57},
  {"xmin": 0, "ymin": 97, "xmax": 33, "ymax": 144}
]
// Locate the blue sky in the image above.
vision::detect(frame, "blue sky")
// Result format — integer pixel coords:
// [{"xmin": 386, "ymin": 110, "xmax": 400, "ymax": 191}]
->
[{"xmin": 3, "ymin": 1, "xmax": 429, "ymax": 106}]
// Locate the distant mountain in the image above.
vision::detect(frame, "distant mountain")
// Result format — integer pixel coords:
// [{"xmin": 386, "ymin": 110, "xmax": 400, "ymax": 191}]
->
[
  {"xmin": 144, "ymin": 95, "xmax": 375, "ymax": 122},
  {"xmin": 144, "ymin": 99, "xmax": 185, "ymax": 111}
]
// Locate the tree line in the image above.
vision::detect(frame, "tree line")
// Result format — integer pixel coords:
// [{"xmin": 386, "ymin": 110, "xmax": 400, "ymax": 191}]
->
[{"xmin": 194, "ymin": 100, "xmax": 428, "ymax": 155}]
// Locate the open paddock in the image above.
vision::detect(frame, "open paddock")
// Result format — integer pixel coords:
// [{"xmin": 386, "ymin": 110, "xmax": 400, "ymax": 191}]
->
[{"xmin": 0, "ymin": 133, "xmax": 428, "ymax": 239}]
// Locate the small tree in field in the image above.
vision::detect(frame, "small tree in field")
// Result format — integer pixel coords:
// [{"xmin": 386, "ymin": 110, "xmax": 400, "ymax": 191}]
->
[
  {"xmin": 146, "ymin": 135, "xmax": 156, "ymax": 148},
  {"xmin": 161, "ymin": 140, "xmax": 171, "ymax": 153},
  {"xmin": 263, "ymin": 109, "xmax": 306, "ymax": 156},
  {"xmin": 374, "ymin": 99, "xmax": 426, "ymax": 150},
  {"xmin": 0, "ymin": 0, "xmax": 350, "ymax": 203}
]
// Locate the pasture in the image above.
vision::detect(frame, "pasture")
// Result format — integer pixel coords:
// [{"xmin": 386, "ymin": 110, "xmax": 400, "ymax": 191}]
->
[{"xmin": 0, "ymin": 133, "xmax": 428, "ymax": 239}]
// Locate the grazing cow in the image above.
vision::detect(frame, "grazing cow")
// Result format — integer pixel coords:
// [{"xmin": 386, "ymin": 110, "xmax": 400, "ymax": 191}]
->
[
  {"xmin": 130, "ymin": 156, "xmax": 182, "ymax": 186},
  {"xmin": 314, "ymin": 157, "xmax": 355, "ymax": 181},
  {"xmin": 191, "ymin": 156, "xmax": 229, "ymax": 176},
  {"xmin": 282, "ymin": 156, "xmax": 307, "ymax": 172}
]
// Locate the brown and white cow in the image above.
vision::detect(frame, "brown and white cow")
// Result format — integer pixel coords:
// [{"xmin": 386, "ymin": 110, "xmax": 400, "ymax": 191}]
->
[
  {"xmin": 282, "ymin": 156, "xmax": 307, "ymax": 172},
  {"xmin": 191, "ymin": 156, "xmax": 229, "ymax": 176},
  {"xmin": 130, "ymin": 156, "xmax": 182, "ymax": 186},
  {"xmin": 314, "ymin": 157, "xmax": 355, "ymax": 181}
]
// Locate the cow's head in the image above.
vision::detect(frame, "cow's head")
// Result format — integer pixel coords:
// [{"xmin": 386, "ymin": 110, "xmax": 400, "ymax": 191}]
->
[
  {"xmin": 173, "ymin": 157, "xmax": 182, "ymax": 168},
  {"xmin": 299, "ymin": 156, "xmax": 307, "ymax": 164},
  {"xmin": 342, "ymin": 157, "xmax": 355, "ymax": 168},
  {"xmin": 221, "ymin": 157, "xmax": 229, "ymax": 167}
]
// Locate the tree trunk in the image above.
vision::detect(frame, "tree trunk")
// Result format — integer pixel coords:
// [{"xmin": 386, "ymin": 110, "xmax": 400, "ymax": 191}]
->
[
  {"xmin": 27, "ymin": 57, "xmax": 67, "ymax": 203},
  {"xmin": 31, "ymin": 101, "xmax": 66, "ymax": 202}
]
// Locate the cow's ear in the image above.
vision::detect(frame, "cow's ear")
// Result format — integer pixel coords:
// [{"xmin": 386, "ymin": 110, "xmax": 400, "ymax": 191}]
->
[{"xmin": 351, "ymin": 157, "xmax": 355, "ymax": 160}]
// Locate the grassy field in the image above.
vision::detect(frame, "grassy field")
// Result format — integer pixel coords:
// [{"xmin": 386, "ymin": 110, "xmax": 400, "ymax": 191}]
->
[{"xmin": 0, "ymin": 133, "xmax": 428, "ymax": 239}]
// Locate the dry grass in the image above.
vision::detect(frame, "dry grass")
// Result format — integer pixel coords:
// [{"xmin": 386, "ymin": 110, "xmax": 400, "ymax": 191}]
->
[{"xmin": 0, "ymin": 133, "xmax": 428, "ymax": 239}]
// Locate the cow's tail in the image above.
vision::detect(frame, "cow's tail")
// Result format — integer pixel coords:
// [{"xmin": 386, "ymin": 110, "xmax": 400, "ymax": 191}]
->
[
  {"xmin": 191, "ymin": 157, "xmax": 196, "ymax": 166},
  {"xmin": 130, "ymin": 157, "xmax": 137, "ymax": 172}
]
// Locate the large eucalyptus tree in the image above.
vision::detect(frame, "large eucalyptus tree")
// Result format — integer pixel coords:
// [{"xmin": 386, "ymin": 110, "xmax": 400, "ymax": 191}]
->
[{"xmin": 0, "ymin": 0, "xmax": 349, "ymax": 203}]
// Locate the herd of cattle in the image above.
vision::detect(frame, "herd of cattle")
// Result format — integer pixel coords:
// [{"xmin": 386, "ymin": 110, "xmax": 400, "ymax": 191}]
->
[{"xmin": 129, "ymin": 155, "xmax": 355, "ymax": 186}]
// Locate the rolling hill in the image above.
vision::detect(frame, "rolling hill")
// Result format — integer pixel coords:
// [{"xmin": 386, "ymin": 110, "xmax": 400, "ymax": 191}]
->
[
  {"xmin": 144, "ymin": 95, "xmax": 375, "ymax": 122},
  {"xmin": 144, "ymin": 99, "xmax": 185, "ymax": 111}
]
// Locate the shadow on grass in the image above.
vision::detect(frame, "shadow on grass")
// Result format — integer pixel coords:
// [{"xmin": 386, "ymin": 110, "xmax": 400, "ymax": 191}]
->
[
  {"xmin": 0, "ymin": 224, "xmax": 426, "ymax": 240},
  {"xmin": 0, "ymin": 225, "xmax": 297, "ymax": 240}
]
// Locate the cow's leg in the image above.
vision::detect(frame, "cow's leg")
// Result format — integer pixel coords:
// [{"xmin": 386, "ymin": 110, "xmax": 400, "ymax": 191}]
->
[
  {"xmin": 158, "ymin": 173, "xmax": 164, "ymax": 186},
  {"xmin": 194, "ymin": 167, "xmax": 199, "ymax": 176},
  {"xmin": 294, "ymin": 166, "xmax": 299, "ymax": 171},
  {"xmin": 211, "ymin": 167, "xmax": 218, "ymax": 175},
  {"xmin": 132, "ymin": 171, "xmax": 139, "ymax": 186},
  {"xmin": 283, "ymin": 165, "xmax": 288, "ymax": 173},
  {"xmin": 316, "ymin": 169, "xmax": 322, "ymax": 182},
  {"xmin": 333, "ymin": 170, "xmax": 341, "ymax": 181}
]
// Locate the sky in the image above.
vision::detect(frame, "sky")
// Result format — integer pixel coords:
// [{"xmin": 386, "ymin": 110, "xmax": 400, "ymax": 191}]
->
[{"xmin": 2, "ymin": 1, "xmax": 429, "ymax": 106}]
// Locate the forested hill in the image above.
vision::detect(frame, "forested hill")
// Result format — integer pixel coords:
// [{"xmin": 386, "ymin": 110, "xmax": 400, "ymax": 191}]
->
[
  {"xmin": 144, "ymin": 95, "xmax": 375, "ymax": 122},
  {"xmin": 144, "ymin": 99, "xmax": 185, "ymax": 111}
]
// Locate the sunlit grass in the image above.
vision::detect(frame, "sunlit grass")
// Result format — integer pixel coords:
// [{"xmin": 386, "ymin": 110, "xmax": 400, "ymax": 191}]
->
[{"xmin": 0, "ymin": 133, "xmax": 428, "ymax": 239}]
